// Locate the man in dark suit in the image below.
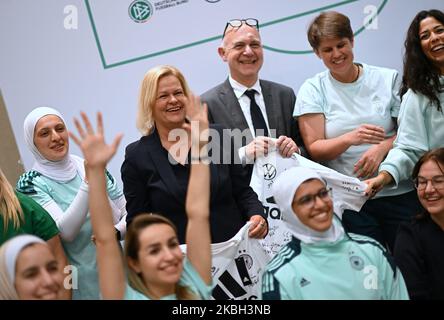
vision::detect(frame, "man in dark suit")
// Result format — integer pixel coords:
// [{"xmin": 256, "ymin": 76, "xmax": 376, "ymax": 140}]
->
[{"xmin": 201, "ymin": 18, "xmax": 306, "ymax": 177}]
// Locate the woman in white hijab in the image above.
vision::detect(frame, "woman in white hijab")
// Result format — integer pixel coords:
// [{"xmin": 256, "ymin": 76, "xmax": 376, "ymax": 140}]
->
[
  {"xmin": 261, "ymin": 167, "xmax": 409, "ymax": 300},
  {"xmin": 0, "ymin": 235, "xmax": 64, "ymax": 300},
  {"xmin": 16, "ymin": 107, "xmax": 127, "ymax": 299}
]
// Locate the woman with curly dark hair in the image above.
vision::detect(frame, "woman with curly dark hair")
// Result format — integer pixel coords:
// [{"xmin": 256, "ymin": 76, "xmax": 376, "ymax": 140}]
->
[
  {"xmin": 366, "ymin": 9, "xmax": 444, "ymax": 197},
  {"xmin": 400, "ymin": 9, "xmax": 444, "ymax": 110}
]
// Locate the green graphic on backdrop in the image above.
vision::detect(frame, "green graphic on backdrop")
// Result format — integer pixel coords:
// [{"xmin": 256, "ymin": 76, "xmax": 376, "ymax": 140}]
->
[
  {"xmin": 85, "ymin": 0, "xmax": 388, "ymax": 69},
  {"xmin": 128, "ymin": 0, "xmax": 153, "ymax": 23}
]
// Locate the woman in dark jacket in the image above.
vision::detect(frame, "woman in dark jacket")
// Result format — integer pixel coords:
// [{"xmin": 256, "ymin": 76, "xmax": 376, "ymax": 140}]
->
[
  {"xmin": 121, "ymin": 65, "xmax": 267, "ymax": 244},
  {"xmin": 394, "ymin": 148, "xmax": 444, "ymax": 300}
]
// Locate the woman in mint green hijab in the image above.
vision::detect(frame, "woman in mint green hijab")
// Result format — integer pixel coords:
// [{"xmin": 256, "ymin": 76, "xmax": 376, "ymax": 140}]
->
[{"xmin": 261, "ymin": 167, "xmax": 409, "ymax": 300}]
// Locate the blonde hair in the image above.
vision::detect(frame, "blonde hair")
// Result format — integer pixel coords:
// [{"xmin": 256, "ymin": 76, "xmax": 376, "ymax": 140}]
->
[
  {"xmin": 0, "ymin": 169, "xmax": 23, "ymax": 233},
  {"xmin": 136, "ymin": 65, "xmax": 191, "ymax": 136},
  {"xmin": 125, "ymin": 214, "xmax": 197, "ymax": 300}
]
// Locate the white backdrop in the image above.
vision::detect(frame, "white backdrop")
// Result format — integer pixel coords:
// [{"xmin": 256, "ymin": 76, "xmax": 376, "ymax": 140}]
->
[{"xmin": 0, "ymin": 0, "xmax": 442, "ymax": 186}]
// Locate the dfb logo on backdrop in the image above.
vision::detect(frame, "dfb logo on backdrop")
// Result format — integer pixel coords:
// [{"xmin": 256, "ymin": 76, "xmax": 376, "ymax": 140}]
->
[{"xmin": 128, "ymin": 0, "xmax": 153, "ymax": 23}]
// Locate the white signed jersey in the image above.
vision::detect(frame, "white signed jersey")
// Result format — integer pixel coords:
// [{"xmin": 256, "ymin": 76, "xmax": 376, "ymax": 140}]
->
[
  {"xmin": 182, "ymin": 223, "xmax": 270, "ymax": 300},
  {"xmin": 250, "ymin": 150, "xmax": 368, "ymax": 257}
]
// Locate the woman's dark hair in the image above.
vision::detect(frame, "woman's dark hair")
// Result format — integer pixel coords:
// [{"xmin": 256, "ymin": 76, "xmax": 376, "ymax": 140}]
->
[{"xmin": 400, "ymin": 9, "xmax": 444, "ymax": 111}]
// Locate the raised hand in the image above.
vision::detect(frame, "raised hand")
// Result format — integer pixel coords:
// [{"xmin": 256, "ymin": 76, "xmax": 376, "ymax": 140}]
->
[
  {"xmin": 70, "ymin": 112, "xmax": 123, "ymax": 169},
  {"xmin": 347, "ymin": 124, "xmax": 385, "ymax": 146},
  {"xmin": 184, "ymin": 94, "xmax": 212, "ymax": 285},
  {"xmin": 183, "ymin": 93, "xmax": 209, "ymax": 154}
]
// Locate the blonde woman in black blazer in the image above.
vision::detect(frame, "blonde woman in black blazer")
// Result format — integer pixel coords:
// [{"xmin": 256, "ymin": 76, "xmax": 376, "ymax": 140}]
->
[{"xmin": 121, "ymin": 65, "xmax": 267, "ymax": 244}]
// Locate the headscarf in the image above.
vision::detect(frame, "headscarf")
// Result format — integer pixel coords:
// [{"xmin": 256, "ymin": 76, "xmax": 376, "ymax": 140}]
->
[
  {"xmin": 272, "ymin": 167, "xmax": 344, "ymax": 244},
  {"xmin": 24, "ymin": 106, "xmax": 80, "ymax": 182},
  {"xmin": 0, "ymin": 235, "xmax": 45, "ymax": 299}
]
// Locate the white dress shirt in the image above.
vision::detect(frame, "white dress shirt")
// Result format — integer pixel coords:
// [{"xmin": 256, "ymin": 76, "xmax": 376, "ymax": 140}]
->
[{"xmin": 229, "ymin": 76, "xmax": 271, "ymax": 163}]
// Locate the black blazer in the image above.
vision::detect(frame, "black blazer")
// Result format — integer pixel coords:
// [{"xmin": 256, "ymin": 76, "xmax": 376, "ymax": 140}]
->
[{"xmin": 121, "ymin": 125, "xmax": 264, "ymax": 243}]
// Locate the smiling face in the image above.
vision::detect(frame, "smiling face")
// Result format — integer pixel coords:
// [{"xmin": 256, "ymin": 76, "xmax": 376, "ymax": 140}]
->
[
  {"xmin": 419, "ymin": 16, "xmax": 444, "ymax": 73},
  {"xmin": 417, "ymin": 159, "xmax": 444, "ymax": 218},
  {"xmin": 152, "ymin": 75, "xmax": 187, "ymax": 131},
  {"xmin": 33, "ymin": 115, "xmax": 69, "ymax": 161},
  {"xmin": 14, "ymin": 244, "xmax": 63, "ymax": 300},
  {"xmin": 219, "ymin": 24, "xmax": 264, "ymax": 87},
  {"xmin": 129, "ymin": 223, "xmax": 184, "ymax": 298},
  {"xmin": 316, "ymin": 37, "xmax": 355, "ymax": 82},
  {"xmin": 291, "ymin": 179, "xmax": 334, "ymax": 232}
]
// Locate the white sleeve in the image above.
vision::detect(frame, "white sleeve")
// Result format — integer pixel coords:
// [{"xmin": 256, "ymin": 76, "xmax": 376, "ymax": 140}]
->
[
  {"xmin": 238, "ymin": 145, "xmax": 247, "ymax": 164},
  {"xmin": 42, "ymin": 181, "xmax": 89, "ymax": 242},
  {"xmin": 110, "ymin": 194, "xmax": 127, "ymax": 239},
  {"xmin": 379, "ymin": 91, "xmax": 428, "ymax": 186},
  {"xmin": 294, "ymin": 78, "xmax": 325, "ymax": 117},
  {"xmin": 238, "ymin": 145, "xmax": 255, "ymax": 165}
]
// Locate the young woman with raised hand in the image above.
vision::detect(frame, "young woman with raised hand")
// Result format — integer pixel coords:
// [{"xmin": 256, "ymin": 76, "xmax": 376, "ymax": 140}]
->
[{"xmin": 70, "ymin": 95, "xmax": 211, "ymax": 299}]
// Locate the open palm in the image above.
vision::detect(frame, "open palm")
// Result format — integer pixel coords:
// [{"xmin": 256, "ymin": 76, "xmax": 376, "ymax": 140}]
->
[{"xmin": 183, "ymin": 93, "xmax": 209, "ymax": 148}]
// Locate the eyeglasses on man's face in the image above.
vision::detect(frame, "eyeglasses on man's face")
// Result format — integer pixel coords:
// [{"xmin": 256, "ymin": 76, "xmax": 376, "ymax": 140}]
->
[
  {"xmin": 414, "ymin": 175, "xmax": 444, "ymax": 191},
  {"xmin": 223, "ymin": 18, "xmax": 259, "ymax": 37},
  {"xmin": 293, "ymin": 188, "xmax": 332, "ymax": 208}
]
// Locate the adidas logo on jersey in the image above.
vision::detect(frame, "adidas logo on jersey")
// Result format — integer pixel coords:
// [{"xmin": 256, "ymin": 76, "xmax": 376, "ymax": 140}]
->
[{"xmin": 300, "ymin": 277, "xmax": 310, "ymax": 287}]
